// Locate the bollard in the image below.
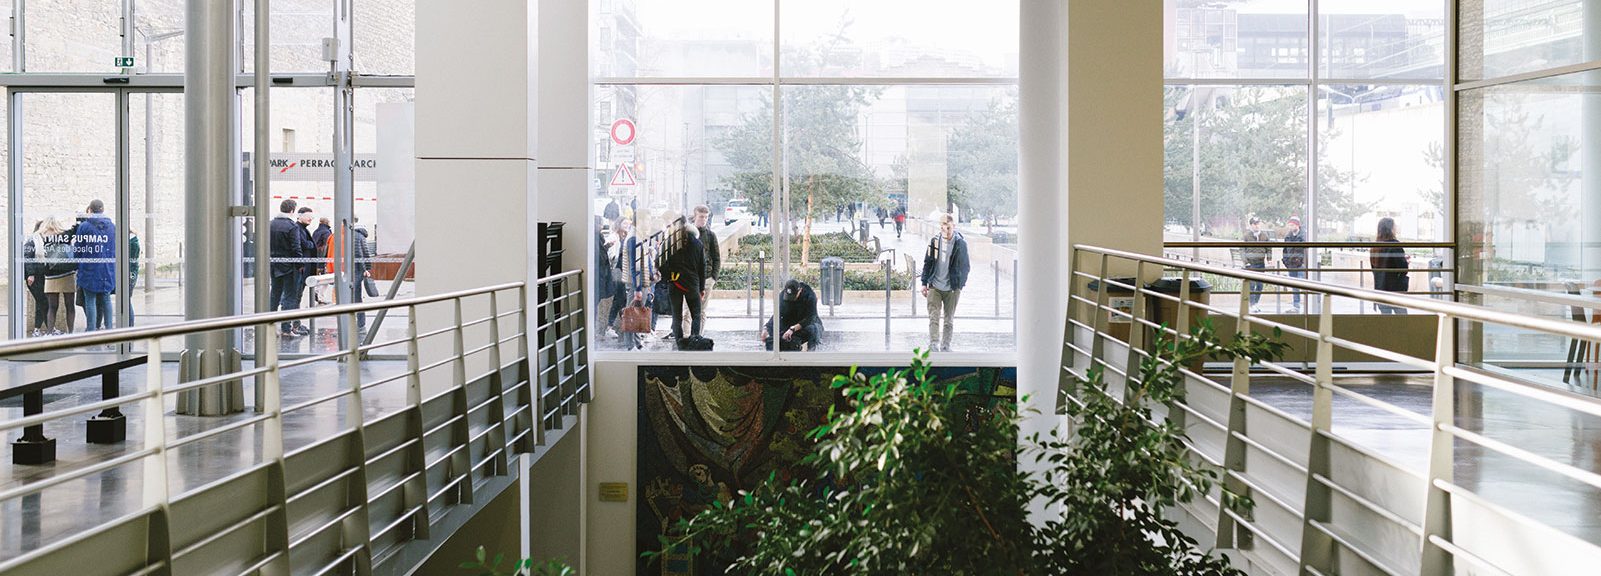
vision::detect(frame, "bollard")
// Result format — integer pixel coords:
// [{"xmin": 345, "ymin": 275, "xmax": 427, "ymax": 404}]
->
[
  {"xmin": 758, "ymin": 252, "xmax": 766, "ymax": 337},
  {"xmin": 1012, "ymin": 257, "xmax": 1019, "ymax": 335},
  {"xmin": 993, "ymin": 260, "xmax": 1000, "ymax": 317},
  {"xmin": 884, "ymin": 259, "xmax": 893, "ymax": 349},
  {"xmin": 745, "ymin": 259, "xmax": 752, "ymax": 316},
  {"xmin": 910, "ymin": 260, "xmax": 918, "ymax": 317}
]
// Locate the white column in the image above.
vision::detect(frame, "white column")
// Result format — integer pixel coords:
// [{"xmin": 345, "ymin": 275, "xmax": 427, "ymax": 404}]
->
[
  {"xmin": 1581, "ymin": 2, "xmax": 1601, "ymax": 280},
  {"xmin": 1018, "ymin": 0, "xmax": 1068, "ymax": 448}
]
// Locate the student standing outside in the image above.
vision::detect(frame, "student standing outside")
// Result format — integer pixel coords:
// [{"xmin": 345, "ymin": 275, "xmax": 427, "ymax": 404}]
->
[
  {"xmin": 39, "ymin": 216, "xmax": 77, "ymax": 333},
  {"xmin": 692, "ymin": 205, "xmax": 721, "ymax": 328},
  {"xmin": 1242, "ymin": 216, "xmax": 1271, "ymax": 311},
  {"xmin": 920, "ymin": 213, "xmax": 969, "ymax": 352},
  {"xmin": 1370, "ymin": 217, "xmax": 1410, "ymax": 315},
  {"xmin": 74, "ymin": 200, "xmax": 118, "ymax": 331},
  {"xmin": 1281, "ymin": 216, "xmax": 1307, "ymax": 312},
  {"xmin": 269, "ymin": 199, "xmax": 308, "ymax": 336}
]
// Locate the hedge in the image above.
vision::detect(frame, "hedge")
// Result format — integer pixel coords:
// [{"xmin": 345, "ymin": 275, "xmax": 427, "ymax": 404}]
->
[
  {"xmin": 716, "ymin": 264, "xmax": 913, "ymax": 292},
  {"xmin": 733, "ymin": 232, "xmax": 877, "ymax": 263}
]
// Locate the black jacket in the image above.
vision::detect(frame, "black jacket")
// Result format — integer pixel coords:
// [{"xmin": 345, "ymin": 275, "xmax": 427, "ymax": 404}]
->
[
  {"xmin": 698, "ymin": 225, "xmax": 721, "ymax": 281},
  {"xmin": 595, "ymin": 230, "xmax": 614, "ymax": 289},
  {"xmin": 1370, "ymin": 242, "xmax": 1409, "ymax": 292},
  {"xmin": 269, "ymin": 215, "xmax": 303, "ymax": 278},
  {"xmin": 664, "ymin": 233, "xmax": 706, "ymax": 292},
  {"xmin": 308, "ymin": 223, "xmax": 332, "ymax": 277},
  {"xmin": 23, "ymin": 237, "xmax": 43, "ymax": 279},
  {"xmin": 920, "ymin": 233, "xmax": 971, "ymax": 291},
  {"xmin": 778, "ymin": 283, "xmax": 820, "ymax": 331},
  {"xmin": 351, "ymin": 228, "xmax": 374, "ymax": 276},
  {"xmin": 1281, "ymin": 230, "xmax": 1307, "ymax": 268}
]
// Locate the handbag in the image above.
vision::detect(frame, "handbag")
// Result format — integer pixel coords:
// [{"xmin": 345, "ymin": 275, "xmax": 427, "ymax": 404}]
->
[
  {"xmin": 363, "ymin": 276, "xmax": 380, "ymax": 297},
  {"xmin": 618, "ymin": 296, "xmax": 653, "ymax": 334}
]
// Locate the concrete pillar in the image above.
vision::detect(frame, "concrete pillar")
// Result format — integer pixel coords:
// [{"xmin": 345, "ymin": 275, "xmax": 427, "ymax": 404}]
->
[
  {"xmin": 1017, "ymin": 0, "xmax": 1068, "ymax": 451},
  {"xmin": 178, "ymin": 0, "xmax": 244, "ymax": 415},
  {"xmin": 415, "ymin": 0, "xmax": 539, "ymax": 394}
]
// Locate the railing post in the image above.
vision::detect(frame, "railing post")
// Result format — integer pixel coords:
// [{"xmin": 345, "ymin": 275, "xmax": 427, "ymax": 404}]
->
[
  {"xmin": 521, "ymin": 284, "xmax": 540, "ymax": 449},
  {"xmin": 1089, "ymin": 253, "xmax": 1112, "ymax": 365},
  {"xmin": 142, "ymin": 337, "xmax": 175, "ymax": 576},
  {"xmin": 1420, "ymin": 313, "xmax": 1456, "ymax": 575},
  {"xmin": 403, "ymin": 304, "xmax": 431, "ymax": 540},
  {"xmin": 1298, "ymin": 293, "xmax": 1337, "ymax": 574},
  {"xmin": 344, "ymin": 305, "xmax": 375, "ymax": 574},
  {"xmin": 573, "ymin": 273, "xmax": 592, "ymax": 404},
  {"xmin": 1124, "ymin": 261, "xmax": 1148, "ymax": 398},
  {"xmin": 450, "ymin": 297, "xmax": 475, "ymax": 505},
  {"xmin": 486, "ymin": 290, "xmax": 509, "ymax": 476},
  {"xmin": 1216, "ymin": 277, "xmax": 1255, "ymax": 550},
  {"xmin": 259, "ymin": 324, "xmax": 292, "ymax": 576}
]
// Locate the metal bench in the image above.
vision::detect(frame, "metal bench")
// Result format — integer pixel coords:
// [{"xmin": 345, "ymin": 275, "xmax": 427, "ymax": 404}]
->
[{"xmin": 1, "ymin": 353, "xmax": 149, "ymax": 465}]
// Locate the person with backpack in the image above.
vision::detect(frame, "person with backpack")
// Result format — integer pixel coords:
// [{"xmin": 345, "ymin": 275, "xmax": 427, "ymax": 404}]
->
[
  {"xmin": 74, "ymin": 200, "xmax": 118, "ymax": 331},
  {"xmin": 892, "ymin": 204, "xmax": 907, "ymax": 239},
  {"xmin": 920, "ymin": 213, "xmax": 970, "ymax": 352},
  {"xmin": 662, "ymin": 221, "xmax": 707, "ymax": 346}
]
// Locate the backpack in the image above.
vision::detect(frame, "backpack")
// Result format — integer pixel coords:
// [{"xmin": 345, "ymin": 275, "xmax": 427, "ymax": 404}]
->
[{"xmin": 678, "ymin": 335, "xmax": 715, "ymax": 351}]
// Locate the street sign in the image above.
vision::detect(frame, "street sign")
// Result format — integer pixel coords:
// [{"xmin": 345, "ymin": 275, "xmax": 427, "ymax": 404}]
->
[
  {"xmin": 610, "ymin": 118, "xmax": 636, "ymax": 146},
  {"xmin": 610, "ymin": 164, "xmax": 637, "ymax": 187},
  {"xmin": 114, "ymin": 56, "xmax": 136, "ymax": 68},
  {"xmin": 610, "ymin": 146, "xmax": 635, "ymax": 164}
]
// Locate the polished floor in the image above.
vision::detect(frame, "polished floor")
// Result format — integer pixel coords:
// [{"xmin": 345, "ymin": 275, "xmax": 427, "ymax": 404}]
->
[
  {"xmin": 0, "ymin": 358, "xmax": 413, "ymax": 561},
  {"xmin": 1235, "ymin": 372, "xmax": 1601, "ymax": 546}
]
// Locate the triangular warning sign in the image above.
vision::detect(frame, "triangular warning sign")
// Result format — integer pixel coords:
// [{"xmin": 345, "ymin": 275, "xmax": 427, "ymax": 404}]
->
[{"xmin": 610, "ymin": 164, "xmax": 637, "ymax": 187}]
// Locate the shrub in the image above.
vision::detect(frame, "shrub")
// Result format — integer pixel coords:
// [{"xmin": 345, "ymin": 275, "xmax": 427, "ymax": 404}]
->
[
  {"xmin": 734, "ymin": 232, "xmax": 877, "ymax": 263},
  {"xmin": 716, "ymin": 264, "xmax": 913, "ymax": 291}
]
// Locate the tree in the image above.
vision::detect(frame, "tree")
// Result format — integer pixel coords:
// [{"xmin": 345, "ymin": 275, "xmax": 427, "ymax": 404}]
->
[
  {"xmin": 946, "ymin": 98, "xmax": 1020, "ymax": 234},
  {"xmin": 1164, "ymin": 86, "xmax": 1367, "ymax": 238},
  {"xmin": 715, "ymin": 86, "xmax": 881, "ymax": 265}
]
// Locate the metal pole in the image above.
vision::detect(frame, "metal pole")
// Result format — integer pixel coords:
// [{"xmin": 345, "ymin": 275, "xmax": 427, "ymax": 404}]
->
[
  {"xmin": 884, "ymin": 259, "xmax": 891, "ymax": 349},
  {"xmin": 144, "ymin": 40, "xmax": 156, "ymax": 296},
  {"xmin": 758, "ymin": 252, "xmax": 766, "ymax": 345},
  {"xmin": 993, "ymin": 259, "xmax": 1000, "ymax": 317},
  {"xmin": 333, "ymin": 1, "xmax": 356, "ymax": 341},
  {"xmin": 179, "ymin": 0, "xmax": 244, "ymax": 415},
  {"xmin": 251, "ymin": 0, "xmax": 271, "ymax": 411}
]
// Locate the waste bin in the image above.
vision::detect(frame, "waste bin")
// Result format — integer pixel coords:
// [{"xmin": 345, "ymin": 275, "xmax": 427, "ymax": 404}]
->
[
  {"xmin": 820, "ymin": 257, "xmax": 845, "ymax": 306},
  {"xmin": 1085, "ymin": 277, "xmax": 1140, "ymax": 341},
  {"xmin": 1144, "ymin": 278, "xmax": 1212, "ymax": 336},
  {"xmin": 858, "ymin": 219, "xmax": 871, "ymax": 242}
]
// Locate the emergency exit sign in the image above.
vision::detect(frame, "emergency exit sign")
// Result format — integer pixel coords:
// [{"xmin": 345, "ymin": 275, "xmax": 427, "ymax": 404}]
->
[{"xmin": 114, "ymin": 56, "xmax": 135, "ymax": 68}]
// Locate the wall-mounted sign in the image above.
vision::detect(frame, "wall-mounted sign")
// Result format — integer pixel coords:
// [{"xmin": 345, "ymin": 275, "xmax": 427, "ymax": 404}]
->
[
  {"xmin": 599, "ymin": 482, "xmax": 629, "ymax": 502},
  {"xmin": 114, "ymin": 56, "xmax": 136, "ymax": 68},
  {"xmin": 269, "ymin": 153, "xmax": 379, "ymax": 182},
  {"xmin": 610, "ymin": 118, "xmax": 636, "ymax": 146}
]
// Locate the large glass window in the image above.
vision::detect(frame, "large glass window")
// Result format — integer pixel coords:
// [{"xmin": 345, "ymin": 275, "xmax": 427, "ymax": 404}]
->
[
  {"xmin": 594, "ymin": 1, "xmax": 1019, "ymax": 355},
  {"xmin": 1459, "ymin": 0, "xmax": 1596, "ymax": 81},
  {"xmin": 1164, "ymin": 0, "xmax": 1449, "ymax": 313}
]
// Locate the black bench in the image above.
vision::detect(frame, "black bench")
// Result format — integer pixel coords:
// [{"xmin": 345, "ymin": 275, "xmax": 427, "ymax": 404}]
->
[{"xmin": 1, "ymin": 354, "xmax": 149, "ymax": 465}]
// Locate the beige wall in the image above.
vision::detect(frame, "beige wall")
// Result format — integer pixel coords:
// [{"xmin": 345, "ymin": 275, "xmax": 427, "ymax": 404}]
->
[
  {"xmin": 585, "ymin": 361, "xmax": 641, "ymax": 575},
  {"xmin": 416, "ymin": 483, "xmax": 525, "ymax": 575}
]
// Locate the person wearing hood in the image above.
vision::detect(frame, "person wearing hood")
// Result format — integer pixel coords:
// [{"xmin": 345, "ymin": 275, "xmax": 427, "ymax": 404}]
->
[
  {"xmin": 920, "ymin": 213, "xmax": 970, "ymax": 352},
  {"xmin": 73, "ymin": 199, "xmax": 118, "ymax": 331}
]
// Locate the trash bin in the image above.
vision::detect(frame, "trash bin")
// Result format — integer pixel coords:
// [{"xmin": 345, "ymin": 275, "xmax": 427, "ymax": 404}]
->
[
  {"xmin": 820, "ymin": 257, "xmax": 845, "ymax": 306},
  {"xmin": 1085, "ymin": 277, "xmax": 1140, "ymax": 341},
  {"xmin": 1144, "ymin": 278, "xmax": 1213, "ymax": 335},
  {"xmin": 858, "ymin": 219, "xmax": 871, "ymax": 242}
]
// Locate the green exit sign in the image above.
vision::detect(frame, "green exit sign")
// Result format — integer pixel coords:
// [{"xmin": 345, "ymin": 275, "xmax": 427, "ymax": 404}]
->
[{"xmin": 114, "ymin": 56, "xmax": 135, "ymax": 68}]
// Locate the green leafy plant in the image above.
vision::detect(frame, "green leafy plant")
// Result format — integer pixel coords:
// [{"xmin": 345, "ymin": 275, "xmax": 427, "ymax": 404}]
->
[
  {"xmin": 1031, "ymin": 321, "xmax": 1286, "ymax": 575},
  {"xmin": 648, "ymin": 321, "xmax": 1284, "ymax": 575},
  {"xmin": 735, "ymin": 232, "xmax": 879, "ymax": 263},
  {"xmin": 459, "ymin": 546, "xmax": 574, "ymax": 576},
  {"xmin": 716, "ymin": 264, "xmax": 913, "ymax": 291}
]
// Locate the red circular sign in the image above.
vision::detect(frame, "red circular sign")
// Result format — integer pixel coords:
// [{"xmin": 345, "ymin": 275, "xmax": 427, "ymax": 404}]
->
[{"xmin": 610, "ymin": 119, "xmax": 636, "ymax": 146}]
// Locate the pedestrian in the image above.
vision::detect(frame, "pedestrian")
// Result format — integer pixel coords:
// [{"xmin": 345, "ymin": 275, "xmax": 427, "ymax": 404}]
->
[
  {"xmin": 604, "ymin": 198, "xmax": 621, "ymax": 223},
  {"xmin": 74, "ymin": 200, "xmax": 117, "ymax": 332},
  {"xmin": 920, "ymin": 213, "xmax": 970, "ymax": 352},
  {"xmin": 1242, "ymin": 216, "xmax": 1270, "ymax": 312},
  {"xmin": 269, "ymin": 199, "xmax": 309, "ymax": 337},
  {"xmin": 23, "ymin": 220, "xmax": 49, "ymax": 336},
  {"xmin": 304, "ymin": 210, "xmax": 328, "ymax": 281},
  {"xmin": 1281, "ymin": 216, "xmax": 1307, "ymax": 313},
  {"xmin": 127, "ymin": 229, "xmax": 141, "ymax": 326},
  {"xmin": 877, "ymin": 206, "xmax": 887, "ymax": 229},
  {"xmin": 892, "ymin": 204, "xmax": 907, "ymax": 239},
  {"xmin": 1370, "ymin": 217, "xmax": 1410, "ymax": 315},
  {"xmin": 39, "ymin": 216, "xmax": 76, "ymax": 334},
  {"xmin": 663, "ymin": 221, "xmax": 706, "ymax": 344},
  {"xmin": 595, "ymin": 215, "xmax": 616, "ymax": 335},
  {"xmin": 763, "ymin": 279, "xmax": 823, "ymax": 351},
  {"xmin": 295, "ymin": 207, "xmax": 318, "ymax": 308},
  {"xmin": 347, "ymin": 220, "xmax": 375, "ymax": 332},
  {"xmin": 692, "ymin": 205, "xmax": 721, "ymax": 329}
]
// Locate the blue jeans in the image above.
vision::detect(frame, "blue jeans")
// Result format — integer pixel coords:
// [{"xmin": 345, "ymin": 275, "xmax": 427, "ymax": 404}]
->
[
  {"xmin": 269, "ymin": 271, "xmax": 304, "ymax": 331},
  {"xmin": 1286, "ymin": 269, "xmax": 1307, "ymax": 307},
  {"xmin": 82, "ymin": 291, "xmax": 113, "ymax": 331},
  {"xmin": 1245, "ymin": 262, "xmax": 1265, "ymax": 304}
]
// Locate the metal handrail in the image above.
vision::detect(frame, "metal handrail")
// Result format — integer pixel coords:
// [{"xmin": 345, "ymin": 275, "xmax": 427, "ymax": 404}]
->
[
  {"xmin": 0, "ymin": 281, "xmax": 526, "ymax": 356},
  {"xmin": 1164, "ymin": 241, "xmax": 1456, "ymax": 249},
  {"xmin": 1075, "ymin": 244, "xmax": 1601, "ymax": 340}
]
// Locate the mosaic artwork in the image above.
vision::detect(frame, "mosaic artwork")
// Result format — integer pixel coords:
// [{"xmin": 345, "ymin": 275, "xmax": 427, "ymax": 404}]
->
[{"xmin": 635, "ymin": 364, "xmax": 1016, "ymax": 576}]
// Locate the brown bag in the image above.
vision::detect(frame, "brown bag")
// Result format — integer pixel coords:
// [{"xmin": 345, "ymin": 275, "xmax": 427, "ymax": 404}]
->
[{"xmin": 618, "ymin": 296, "xmax": 653, "ymax": 333}]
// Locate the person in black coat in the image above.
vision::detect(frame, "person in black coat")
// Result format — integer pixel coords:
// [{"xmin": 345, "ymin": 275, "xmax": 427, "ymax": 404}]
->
[
  {"xmin": 309, "ymin": 215, "xmax": 332, "ymax": 279},
  {"xmin": 662, "ymin": 221, "xmax": 706, "ymax": 342},
  {"xmin": 764, "ymin": 279, "xmax": 823, "ymax": 351},
  {"xmin": 268, "ymin": 199, "xmax": 308, "ymax": 336},
  {"xmin": 1370, "ymin": 217, "xmax": 1410, "ymax": 315}
]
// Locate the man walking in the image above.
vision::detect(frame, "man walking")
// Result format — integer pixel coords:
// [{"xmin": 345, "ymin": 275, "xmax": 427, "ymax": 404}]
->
[
  {"xmin": 74, "ymin": 200, "xmax": 117, "ymax": 331},
  {"xmin": 663, "ymin": 222, "xmax": 706, "ymax": 345},
  {"xmin": 920, "ymin": 213, "xmax": 969, "ymax": 352},
  {"xmin": 1281, "ymin": 216, "xmax": 1307, "ymax": 312},
  {"xmin": 269, "ymin": 199, "xmax": 309, "ymax": 337}
]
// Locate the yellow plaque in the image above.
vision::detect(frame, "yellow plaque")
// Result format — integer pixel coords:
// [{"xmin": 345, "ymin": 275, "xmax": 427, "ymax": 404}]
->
[{"xmin": 598, "ymin": 482, "xmax": 629, "ymax": 502}]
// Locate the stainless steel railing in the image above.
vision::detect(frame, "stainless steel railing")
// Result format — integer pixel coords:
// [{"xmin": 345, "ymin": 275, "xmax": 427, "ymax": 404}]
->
[
  {"xmin": 0, "ymin": 272, "xmax": 589, "ymax": 576},
  {"xmin": 1067, "ymin": 244, "xmax": 1601, "ymax": 576}
]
